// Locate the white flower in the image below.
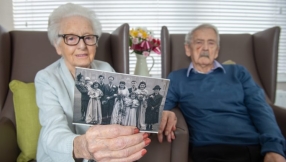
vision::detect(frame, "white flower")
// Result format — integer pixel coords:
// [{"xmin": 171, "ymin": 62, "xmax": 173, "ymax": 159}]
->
[{"xmin": 132, "ymin": 38, "xmax": 139, "ymax": 44}]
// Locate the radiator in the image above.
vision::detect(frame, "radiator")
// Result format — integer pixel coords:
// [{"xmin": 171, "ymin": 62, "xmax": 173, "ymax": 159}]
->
[{"xmin": 275, "ymin": 90, "xmax": 286, "ymax": 108}]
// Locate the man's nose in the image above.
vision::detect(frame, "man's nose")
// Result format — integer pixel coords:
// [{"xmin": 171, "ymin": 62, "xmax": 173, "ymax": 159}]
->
[{"xmin": 203, "ymin": 42, "xmax": 209, "ymax": 50}]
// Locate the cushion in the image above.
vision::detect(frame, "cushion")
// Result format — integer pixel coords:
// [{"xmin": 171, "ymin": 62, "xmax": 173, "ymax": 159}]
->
[{"xmin": 9, "ymin": 80, "xmax": 41, "ymax": 162}]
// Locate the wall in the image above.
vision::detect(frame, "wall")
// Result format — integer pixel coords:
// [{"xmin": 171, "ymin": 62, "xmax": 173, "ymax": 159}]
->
[{"xmin": 0, "ymin": 0, "xmax": 13, "ymax": 31}]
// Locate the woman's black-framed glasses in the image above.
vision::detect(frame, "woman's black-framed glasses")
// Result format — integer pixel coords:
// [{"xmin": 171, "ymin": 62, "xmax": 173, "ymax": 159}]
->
[{"xmin": 58, "ymin": 34, "xmax": 99, "ymax": 46}]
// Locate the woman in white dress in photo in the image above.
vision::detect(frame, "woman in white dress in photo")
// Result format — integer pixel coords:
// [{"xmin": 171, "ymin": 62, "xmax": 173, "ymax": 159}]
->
[
  {"xmin": 85, "ymin": 81, "xmax": 103, "ymax": 124},
  {"xmin": 135, "ymin": 81, "xmax": 148, "ymax": 129},
  {"xmin": 111, "ymin": 81, "xmax": 129, "ymax": 124},
  {"xmin": 124, "ymin": 92, "xmax": 139, "ymax": 126}
]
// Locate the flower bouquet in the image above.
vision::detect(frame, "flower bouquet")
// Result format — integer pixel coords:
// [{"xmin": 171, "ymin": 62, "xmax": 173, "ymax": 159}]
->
[{"xmin": 129, "ymin": 27, "xmax": 161, "ymax": 57}]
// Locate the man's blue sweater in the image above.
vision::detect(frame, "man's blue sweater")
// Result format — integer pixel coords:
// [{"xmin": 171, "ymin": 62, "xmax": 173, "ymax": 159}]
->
[{"xmin": 164, "ymin": 64, "xmax": 285, "ymax": 156}]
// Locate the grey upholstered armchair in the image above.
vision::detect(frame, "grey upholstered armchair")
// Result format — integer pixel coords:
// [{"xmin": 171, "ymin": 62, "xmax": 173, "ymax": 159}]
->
[
  {"xmin": 160, "ymin": 26, "xmax": 286, "ymax": 161},
  {"xmin": 0, "ymin": 23, "xmax": 130, "ymax": 162},
  {"xmin": 0, "ymin": 23, "xmax": 189, "ymax": 162}
]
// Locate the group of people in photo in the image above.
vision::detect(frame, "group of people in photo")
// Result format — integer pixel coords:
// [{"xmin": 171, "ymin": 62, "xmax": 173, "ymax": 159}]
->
[{"xmin": 75, "ymin": 73, "xmax": 163, "ymax": 130}]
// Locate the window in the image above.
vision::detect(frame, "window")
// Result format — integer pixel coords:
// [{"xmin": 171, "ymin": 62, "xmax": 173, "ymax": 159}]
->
[{"xmin": 13, "ymin": 0, "xmax": 286, "ymax": 80}]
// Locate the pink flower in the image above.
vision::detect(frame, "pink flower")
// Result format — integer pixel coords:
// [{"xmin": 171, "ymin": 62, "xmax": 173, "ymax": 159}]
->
[
  {"xmin": 147, "ymin": 35, "xmax": 153, "ymax": 41},
  {"xmin": 129, "ymin": 27, "xmax": 161, "ymax": 56},
  {"xmin": 142, "ymin": 51, "xmax": 150, "ymax": 57},
  {"xmin": 132, "ymin": 38, "xmax": 139, "ymax": 44},
  {"xmin": 140, "ymin": 41, "xmax": 150, "ymax": 51}
]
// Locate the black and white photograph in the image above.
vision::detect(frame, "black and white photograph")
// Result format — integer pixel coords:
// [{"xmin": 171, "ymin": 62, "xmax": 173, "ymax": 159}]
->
[{"xmin": 73, "ymin": 67, "xmax": 170, "ymax": 133}]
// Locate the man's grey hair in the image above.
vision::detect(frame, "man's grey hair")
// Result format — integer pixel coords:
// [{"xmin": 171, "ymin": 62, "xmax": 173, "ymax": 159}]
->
[
  {"xmin": 185, "ymin": 23, "xmax": 220, "ymax": 47},
  {"xmin": 47, "ymin": 3, "xmax": 102, "ymax": 46}
]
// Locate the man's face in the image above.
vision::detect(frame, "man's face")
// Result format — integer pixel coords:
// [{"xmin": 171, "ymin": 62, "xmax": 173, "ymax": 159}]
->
[
  {"xmin": 108, "ymin": 77, "xmax": 114, "ymax": 84},
  {"xmin": 185, "ymin": 28, "xmax": 219, "ymax": 68},
  {"xmin": 99, "ymin": 76, "xmax": 104, "ymax": 82},
  {"xmin": 154, "ymin": 89, "xmax": 160, "ymax": 94},
  {"xmin": 131, "ymin": 81, "xmax": 136, "ymax": 87}
]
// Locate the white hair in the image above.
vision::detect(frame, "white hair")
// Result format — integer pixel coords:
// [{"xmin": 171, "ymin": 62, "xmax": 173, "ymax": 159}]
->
[
  {"xmin": 47, "ymin": 3, "xmax": 102, "ymax": 46},
  {"xmin": 185, "ymin": 23, "xmax": 220, "ymax": 47}
]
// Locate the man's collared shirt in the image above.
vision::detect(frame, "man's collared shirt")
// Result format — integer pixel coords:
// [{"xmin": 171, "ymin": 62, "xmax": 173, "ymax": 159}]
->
[{"xmin": 187, "ymin": 60, "xmax": 226, "ymax": 77}]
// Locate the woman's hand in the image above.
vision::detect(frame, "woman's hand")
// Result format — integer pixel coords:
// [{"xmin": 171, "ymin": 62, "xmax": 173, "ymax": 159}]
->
[
  {"xmin": 158, "ymin": 110, "xmax": 177, "ymax": 143},
  {"xmin": 73, "ymin": 125, "xmax": 150, "ymax": 162}
]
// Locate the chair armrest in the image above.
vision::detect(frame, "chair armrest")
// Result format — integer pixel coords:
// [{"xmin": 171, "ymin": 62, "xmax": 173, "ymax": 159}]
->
[
  {"xmin": 171, "ymin": 107, "xmax": 189, "ymax": 162},
  {"xmin": 270, "ymin": 103, "xmax": 286, "ymax": 138},
  {"xmin": 0, "ymin": 117, "xmax": 19, "ymax": 161},
  {"xmin": 139, "ymin": 107, "xmax": 189, "ymax": 162}
]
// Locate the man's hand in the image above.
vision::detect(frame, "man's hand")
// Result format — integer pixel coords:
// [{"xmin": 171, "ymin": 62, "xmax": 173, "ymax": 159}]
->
[
  {"xmin": 264, "ymin": 152, "xmax": 286, "ymax": 162},
  {"xmin": 158, "ymin": 110, "xmax": 177, "ymax": 143}
]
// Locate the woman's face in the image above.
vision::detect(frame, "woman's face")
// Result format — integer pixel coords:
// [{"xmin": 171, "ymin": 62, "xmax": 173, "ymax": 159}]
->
[
  {"xmin": 55, "ymin": 16, "xmax": 96, "ymax": 73},
  {"xmin": 93, "ymin": 83, "xmax": 99, "ymax": 89},
  {"xmin": 119, "ymin": 83, "xmax": 125, "ymax": 88},
  {"xmin": 140, "ymin": 84, "xmax": 146, "ymax": 90}
]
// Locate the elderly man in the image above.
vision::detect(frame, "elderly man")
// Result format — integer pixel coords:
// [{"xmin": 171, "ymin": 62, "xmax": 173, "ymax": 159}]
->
[{"xmin": 164, "ymin": 23, "xmax": 286, "ymax": 162}]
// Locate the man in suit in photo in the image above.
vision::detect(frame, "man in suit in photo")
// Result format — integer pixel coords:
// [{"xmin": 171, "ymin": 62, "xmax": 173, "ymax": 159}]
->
[
  {"xmin": 75, "ymin": 75, "xmax": 91, "ymax": 121},
  {"xmin": 128, "ymin": 80, "xmax": 138, "ymax": 93},
  {"xmin": 145, "ymin": 85, "xmax": 163, "ymax": 130},
  {"xmin": 98, "ymin": 75, "xmax": 106, "ymax": 93},
  {"xmin": 98, "ymin": 75, "xmax": 108, "ymax": 124},
  {"xmin": 103, "ymin": 76, "xmax": 118, "ymax": 123}
]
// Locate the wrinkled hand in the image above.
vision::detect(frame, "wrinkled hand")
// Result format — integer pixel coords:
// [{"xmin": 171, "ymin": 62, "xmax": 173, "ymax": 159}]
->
[
  {"xmin": 264, "ymin": 152, "xmax": 286, "ymax": 162},
  {"xmin": 74, "ymin": 125, "xmax": 150, "ymax": 162},
  {"xmin": 158, "ymin": 110, "xmax": 177, "ymax": 143}
]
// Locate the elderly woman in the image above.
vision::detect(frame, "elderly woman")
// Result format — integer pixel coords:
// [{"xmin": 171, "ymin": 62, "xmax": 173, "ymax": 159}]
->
[{"xmin": 34, "ymin": 3, "xmax": 162, "ymax": 162}]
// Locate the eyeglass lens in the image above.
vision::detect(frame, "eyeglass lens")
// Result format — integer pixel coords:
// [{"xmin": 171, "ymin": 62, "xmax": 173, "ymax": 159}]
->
[{"xmin": 64, "ymin": 35, "xmax": 97, "ymax": 45}]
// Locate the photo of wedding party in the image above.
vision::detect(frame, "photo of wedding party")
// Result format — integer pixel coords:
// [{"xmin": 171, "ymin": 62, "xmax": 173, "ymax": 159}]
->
[{"xmin": 73, "ymin": 67, "xmax": 170, "ymax": 133}]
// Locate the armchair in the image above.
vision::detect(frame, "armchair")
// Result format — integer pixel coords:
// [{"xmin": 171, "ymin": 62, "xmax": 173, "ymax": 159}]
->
[
  {"xmin": 0, "ymin": 23, "xmax": 130, "ymax": 161},
  {"xmin": 0, "ymin": 23, "xmax": 189, "ymax": 162},
  {"xmin": 161, "ymin": 26, "xmax": 286, "ymax": 161}
]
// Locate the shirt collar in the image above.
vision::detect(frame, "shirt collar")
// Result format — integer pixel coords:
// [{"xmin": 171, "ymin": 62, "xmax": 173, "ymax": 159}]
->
[{"xmin": 187, "ymin": 60, "xmax": 225, "ymax": 77}]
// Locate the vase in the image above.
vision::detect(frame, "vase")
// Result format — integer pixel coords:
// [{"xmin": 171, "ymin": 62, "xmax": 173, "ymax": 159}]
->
[{"xmin": 134, "ymin": 54, "xmax": 155, "ymax": 77}]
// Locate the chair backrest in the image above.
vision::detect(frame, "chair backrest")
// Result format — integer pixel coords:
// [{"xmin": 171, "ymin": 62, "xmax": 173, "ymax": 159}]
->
[
  {"xmin": 0, "ymin": 25, "xmax": 11, "ymax": 112},
  {"xmin": 161, "ymin": 26, "xmax": 280, "ymax": 103},
  {"xmin": 0, "ymin": 23, "xmax": 130, "ymax": 125}
]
